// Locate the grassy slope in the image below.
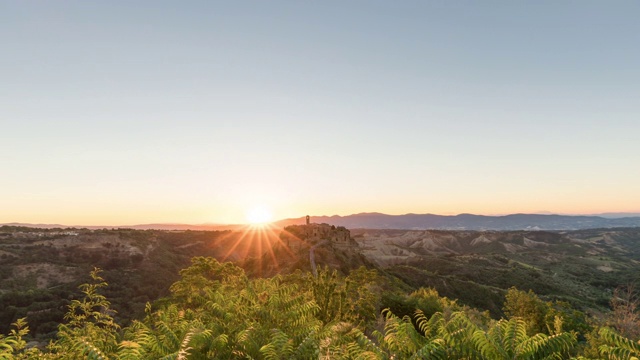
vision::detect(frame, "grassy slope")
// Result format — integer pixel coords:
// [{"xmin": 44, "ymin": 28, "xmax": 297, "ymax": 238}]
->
[{"xmin": 355, "ymin": 228, "xmax": 640, "ymax": 317}]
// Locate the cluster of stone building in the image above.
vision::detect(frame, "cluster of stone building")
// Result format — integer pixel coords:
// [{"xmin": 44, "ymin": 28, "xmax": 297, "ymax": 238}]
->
[{"xmin": 280, "ymin": 215, "xmax": 355, "ymax": 249}]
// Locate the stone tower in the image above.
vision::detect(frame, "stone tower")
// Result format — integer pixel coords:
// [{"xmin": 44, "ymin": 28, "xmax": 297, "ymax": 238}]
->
[{"xmin": 306, "ymin": 215, "xmax": 310, "ymax": 225}]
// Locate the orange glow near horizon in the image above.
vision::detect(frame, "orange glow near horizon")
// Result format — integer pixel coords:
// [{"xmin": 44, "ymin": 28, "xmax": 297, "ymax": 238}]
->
[{"xmin": 3, "ymin": 199, "xmax": 640, "ymax": 226}]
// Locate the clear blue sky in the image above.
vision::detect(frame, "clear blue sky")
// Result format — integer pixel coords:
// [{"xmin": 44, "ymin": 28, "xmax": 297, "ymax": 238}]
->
[{"xmin": 2, "ymin": 1, "xmax": 639, "ymax": 225}]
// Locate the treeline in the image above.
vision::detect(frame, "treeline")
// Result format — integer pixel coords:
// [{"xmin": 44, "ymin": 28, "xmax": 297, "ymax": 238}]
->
[{"xmin": 1, "ymin": 257, "xmax": 639, "ymax": 359}]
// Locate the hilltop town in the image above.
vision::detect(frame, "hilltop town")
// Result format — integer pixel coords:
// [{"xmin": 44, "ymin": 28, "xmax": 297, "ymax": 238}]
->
[{"xmin": 280, "ymin": 215, "xmax": 357, "ymax": 250}]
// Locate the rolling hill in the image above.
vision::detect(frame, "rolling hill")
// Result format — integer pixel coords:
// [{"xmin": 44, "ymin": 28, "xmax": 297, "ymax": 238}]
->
[{"xmin": 276, "ymin": 213, "xmax": 640, "ymax": 230}]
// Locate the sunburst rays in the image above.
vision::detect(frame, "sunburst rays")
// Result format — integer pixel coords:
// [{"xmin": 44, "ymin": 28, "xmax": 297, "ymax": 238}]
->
[{"xmin": 217, "ymin": 223, "xmax": 297, "ymax": 276}]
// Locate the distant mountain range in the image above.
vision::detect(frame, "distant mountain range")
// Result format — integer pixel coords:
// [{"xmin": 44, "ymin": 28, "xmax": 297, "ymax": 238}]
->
[
  {"xmin": 275, "ymin": 213, "xmax": 640, "ymax": 231},
  {"xmin": 592, "ymin": 212, "xmax": 640, "ymax": 218},
  {"xmin": 0, "ymin": 222, "xmax": 241, "ymax": 231},
  {"xmin": 3, "ymin": 212, "xmax": 640, "ymax": 231}
]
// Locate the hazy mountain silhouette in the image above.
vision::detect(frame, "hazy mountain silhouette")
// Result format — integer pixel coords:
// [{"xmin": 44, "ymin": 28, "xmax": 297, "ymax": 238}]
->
[
  {"xmin": 4, "ymin": 212, "xmax": 640, "ymax": 231},
  {"xmin": 274, "ymin": 213, "xmax": 640, "ymax": 230}
]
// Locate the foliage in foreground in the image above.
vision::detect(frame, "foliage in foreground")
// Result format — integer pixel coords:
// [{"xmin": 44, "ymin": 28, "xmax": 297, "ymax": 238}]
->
[{"xmin": 1, "ymin": 258, "xmax": 639, "ymax": 359}]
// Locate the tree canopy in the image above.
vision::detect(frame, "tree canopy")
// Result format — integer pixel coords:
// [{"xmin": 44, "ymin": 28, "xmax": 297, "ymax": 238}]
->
[{"xmin": 1, "ymin": 258, "xmax": 639, "ymax": 359}]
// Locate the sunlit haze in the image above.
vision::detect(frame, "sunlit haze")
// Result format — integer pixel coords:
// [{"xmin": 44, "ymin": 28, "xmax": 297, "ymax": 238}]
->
[
  {"xmin": 246, "ymin": 205, "xmax": 273, "ymax": 225},
  {"xmin": 2, "ymin": 2, "xmax": 639, "ymax": 226}
]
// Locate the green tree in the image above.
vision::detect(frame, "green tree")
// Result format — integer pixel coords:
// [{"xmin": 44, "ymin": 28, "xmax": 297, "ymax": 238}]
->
[
  {"xmin": 375, "ymin": 310, "xmax": 481, "ymax": 359},
  {"xmin": 169, "ymin": 257, "xmax": 247, "ymax": 307},
  {"xmin": 344, "ymin": 267, "xmax": 384, "ymax": 328},
  {"xmin": 503, "ymin": 287, "xmax": 550, "ymax": 335},
  {"xmin": 598, "ymin": 326, "xmax": 640, "ymax": 360},
  {"xmin": 47, "ymin": 268, "xmax": 122, "ymax": 359},
  {"xmin": 311, "ymin": 267, "xmax": 348, "ymax": 324},
  {"xmin": 0, "ymin": 318, "xmax": 41, "ymax": 359},
  {"xmin": 545, "ymin": 300, "xmax": 590, "ymax": 338},
  {"xmin": 472, "ymin": 317, "xmax": 576, "ymax": 360}
]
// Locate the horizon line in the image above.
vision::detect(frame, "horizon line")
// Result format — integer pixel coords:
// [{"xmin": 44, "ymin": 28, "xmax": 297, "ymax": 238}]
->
[{"xmin": 3, "ymin": 210, "xmax": 640, "ymax": 229}]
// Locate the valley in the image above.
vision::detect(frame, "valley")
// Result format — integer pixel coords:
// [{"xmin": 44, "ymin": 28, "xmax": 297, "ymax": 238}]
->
[
  {"xmin": 2, "ymin": 224, "xmax": 640, "ymax": 343},
  {"xmin": 353, "ymin": 228, "xmax": 640, "ymax": 315}
]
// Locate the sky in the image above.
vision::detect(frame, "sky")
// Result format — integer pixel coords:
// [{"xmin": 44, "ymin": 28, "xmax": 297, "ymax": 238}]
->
[{"xmin": 2, "ymin": 1, "xmax": 639, "ymax": 225}]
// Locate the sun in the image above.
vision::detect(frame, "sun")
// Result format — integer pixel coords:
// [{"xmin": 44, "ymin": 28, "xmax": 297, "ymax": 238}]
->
[{"xmin": 245, "ymin": 205, "xmax": 273, "ymax": 225}]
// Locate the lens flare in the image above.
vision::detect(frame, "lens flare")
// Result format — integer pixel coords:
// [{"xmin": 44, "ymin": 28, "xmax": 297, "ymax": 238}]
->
[{"xmin": 245, "ymin": 205, "xmax": 273, "ymax": 225}]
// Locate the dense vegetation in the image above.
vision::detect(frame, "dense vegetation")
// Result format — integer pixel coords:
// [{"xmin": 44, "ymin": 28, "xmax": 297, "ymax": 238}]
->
[
  {"xmin": 0, "ymin": 225, "xmax": 368, "ymax": 341},
  {"xmin": 0, "ymin": 227, "xmax": 239, "ymax": 339},
  {"xmin": 2, "ymin": 258, "xmax": 640, "ymax": 359},
  {"xmin": 354, "ymin": 228, "xmax": 640, "ymax": 317},
  {"xmin": 2, "ymin": 226, "xmax": 640, "ymax": 358}
]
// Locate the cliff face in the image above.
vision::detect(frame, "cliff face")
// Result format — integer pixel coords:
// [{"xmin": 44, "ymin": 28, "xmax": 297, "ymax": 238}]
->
[{"xmin": 276, "ymin": 223, "xmax": 369, "ymax": 274}]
